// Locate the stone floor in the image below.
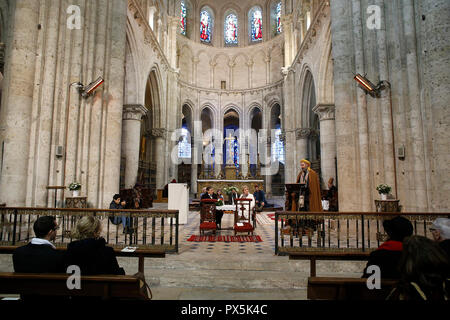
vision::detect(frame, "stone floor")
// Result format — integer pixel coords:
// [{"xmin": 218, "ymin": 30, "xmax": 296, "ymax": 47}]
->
[{"xmin": 0, "ymin": 200, "xmax": 368, "ymax": 300}]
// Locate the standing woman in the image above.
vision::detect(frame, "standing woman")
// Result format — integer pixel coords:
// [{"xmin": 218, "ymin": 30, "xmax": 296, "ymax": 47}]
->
[{"xmin": 66, "ymin": 216, "xmax": 125, "ymax": 275}]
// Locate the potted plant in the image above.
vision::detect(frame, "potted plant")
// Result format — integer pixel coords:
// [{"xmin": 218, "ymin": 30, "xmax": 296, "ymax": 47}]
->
[
  {"xmin": 69, "ymin": 182, "xmax": 81, "ymax": 197},
  {"xmin": 376, "ymin": 184, "xmax": 391, "ymax": 200},
  {"xmin": 216, "ymin": 199, "xmax": 223, "ymax": 207}
]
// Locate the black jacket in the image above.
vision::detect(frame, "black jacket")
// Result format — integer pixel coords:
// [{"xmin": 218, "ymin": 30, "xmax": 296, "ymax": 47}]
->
[
  {"xmin": 13, "ymin": 242, "xmax": 65, "ymax": 273},
  {"xmin": 201, "ymin": 193, "xmax": 218, "ymax": 201},
  {"xmin": 439, "ymin": 239, "xmax": 450, "ymax": 259},
  {"xmin": 109, "ymin": 200, "xmax": 121, "ymax": 209},
  {"xmin": 65, "ymin": 238, "xmax": 125, "ymax": 275},
  {"xmin": 363, "ymin": 240, "xmax": 403, "ymax": 279}
]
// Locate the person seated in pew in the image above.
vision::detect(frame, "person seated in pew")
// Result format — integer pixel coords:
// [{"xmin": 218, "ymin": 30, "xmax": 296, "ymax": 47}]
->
[
  {"xmin": 66, "ymin": 216, "xmax": 125, "ymax": 275},
  {"xmin": 13, "ymin": 216, "xmax": 65, "ymax": 273},
  {"xmin": 430, "ymin": 218, "xmax": 450, "ymax": 258},
  {"xmin": 253, "ymin": 185, "xmax": 266, "ymax": 212},
  {"xmin": 387, "ymin": 236, "xmax": 450, "ymax": 300},
  {"xmin": 363, "ymin": 216, "xmax": 413, "ymax": 279},
  {"xmin": 201, "ymin": 186, "xmax": 223, "ymax": 230}
]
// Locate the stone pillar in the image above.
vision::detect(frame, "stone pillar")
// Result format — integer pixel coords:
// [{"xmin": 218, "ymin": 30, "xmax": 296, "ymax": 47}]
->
[
  {"xmin": 0, "ymin": 0, "xmax": 39, "ymax": 206},
  {"xmin": 264, "ymin": 135, "xmax": 272, "ymax": 195},
  {"xmin": 228, "ymin": 61, "xmax": 235, "ymax": 89},
  {"xmin": 122, "ymin": 104, "xmax": 147, "ymax": 188},
  {"xmin": 151, "ymin": 128, "xmax": 166, "ymax": 189},
  {"xmin": 167, "ymin": 16, "xmax": 178, "ymax": 68},
  {"xmin": 265, "ymin": 55, "xmax": 271, "ymax": 84},
  {"xmin": 148, "ymin": 6, "xmax": 156, "ymax": 30},
  {"xmin": 296, "ymin": 128, "xmax": 311, "ymax": 175},
  {"xmin": 281, "ymin": 14, "xmax": 294, "ymax": 66},
  {"xmin": 247, "ymin": 59, "xmax": 254, "ymax": 88},
  {"xmin": 313, "ymin": 104, "xmax": 336, "ymax": 188},
  {"xmin": 209, "ymin": 60, "xmax": 216, "ymax": 88}
]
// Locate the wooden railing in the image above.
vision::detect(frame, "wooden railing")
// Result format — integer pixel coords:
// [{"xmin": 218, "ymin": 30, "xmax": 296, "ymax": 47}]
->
[
  {"xmin": 275, "ymin": 211, "xmax": 450, "ymax": 255},
  {"xmin": 0, "ymin": 207, "xmax": 179, "ymax": 253}
]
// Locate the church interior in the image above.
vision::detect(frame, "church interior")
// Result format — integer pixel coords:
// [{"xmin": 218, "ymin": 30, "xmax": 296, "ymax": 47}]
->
[{"xmin": 0, "ymin": 0, "xmax": 449, "ymax": 302}]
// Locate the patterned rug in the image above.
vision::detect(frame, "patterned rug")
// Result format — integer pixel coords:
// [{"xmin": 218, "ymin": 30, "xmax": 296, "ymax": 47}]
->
[{"xmin": 187, "ymin": 235, "xmax": 263, "ymax": 242}]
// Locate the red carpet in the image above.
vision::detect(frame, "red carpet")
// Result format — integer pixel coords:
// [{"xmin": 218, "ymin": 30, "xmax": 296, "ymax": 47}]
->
[{"xmin": 187, "ymin": 235, "xmax": 263, "ymax": 242}]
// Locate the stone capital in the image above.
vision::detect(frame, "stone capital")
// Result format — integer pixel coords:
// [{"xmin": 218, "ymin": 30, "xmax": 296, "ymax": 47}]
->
[
  {"xmin": 296, "ymin": 128, "xmax": 312, "ymax": 140},
  {"xmin": 151, "ymin": 128, "xmax": 166, "ymax": 138},
  {"xmin": 123, "ymin": 104, "xmax": 148, "ymax": 120},
  {"xmin": 312, "ymin": 104, "xmax": 335, "ymax": 121},
  {"xmin": 280, "ymin": 14, "xmax": 293, "ymax": 25}
]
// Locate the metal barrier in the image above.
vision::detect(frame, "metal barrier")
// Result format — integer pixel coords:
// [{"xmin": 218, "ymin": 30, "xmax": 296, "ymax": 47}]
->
[
  {"xmin": 0, "ymin": 207, "xmax": 179, "ymax": 253},
  {"xmin": 274, "ymin": 211, "xmax": 450, "ymax": 255}
]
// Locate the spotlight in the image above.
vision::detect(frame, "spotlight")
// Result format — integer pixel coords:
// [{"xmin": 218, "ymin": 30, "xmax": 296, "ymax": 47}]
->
[
  {"xmin": 79, "ymin": 76, "xmax": 104, "ymax": 98},
  {"xmin": 353, "ymin": 74, "xmax": 389, "ymax": 97}
]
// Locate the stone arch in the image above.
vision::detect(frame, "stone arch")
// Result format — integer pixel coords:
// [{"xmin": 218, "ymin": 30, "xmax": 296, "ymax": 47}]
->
[{"xmin": 146, "ymin": 66, "xmax": 163, "ymax": 129}]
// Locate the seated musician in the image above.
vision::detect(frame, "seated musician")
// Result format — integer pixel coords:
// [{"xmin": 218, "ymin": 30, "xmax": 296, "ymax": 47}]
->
[
  {"xmin": 201, "ymin": 186, "xmax": 223, "ymax": 230},
  {"xmin": 238, "ymin": 186, "xmax": 255, "ymax": 220}
]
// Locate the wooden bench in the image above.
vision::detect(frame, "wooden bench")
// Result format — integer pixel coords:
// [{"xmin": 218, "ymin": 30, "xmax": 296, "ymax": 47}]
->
[
  {"xmin": 0, "ymin": 272, "xmax": 150, "ymax": 300},
  {"xmin": 0, "ymin": 246, "xmax": 165, "ymax": 273},
  {"xmin": 289, "ymin": 251, "xmax": 371, "ymax": 276},
  {"xmin": 307, "ymin": 277, "xmax": 397, "ymax": 300}
]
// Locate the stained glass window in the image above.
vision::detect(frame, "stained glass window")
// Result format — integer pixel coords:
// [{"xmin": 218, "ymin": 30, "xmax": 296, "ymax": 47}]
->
[
  {"xmin": 276, "ymin": 2, "xmax": 282, "ymax": 34},
  {"xmin": 180, "ymin": 1, "xmax": 187, "ymax": 35},
  {"xmin": 250, "ymin": 8, "xmax": 263, "ymax": 42},
  {"xmin": 200, "ymin": 10, "xmax": 212, "ymax": 43},
  {"xmin": 272, "ymin": 126, "xmax": 285, "ymax": 164},
  {"xmin": 224, "ymin": 13, "xmax": 238, "ymax": 45},
  {"xmin": 178, "ymin": 127, "xmax": 191, "ymax": 158}
]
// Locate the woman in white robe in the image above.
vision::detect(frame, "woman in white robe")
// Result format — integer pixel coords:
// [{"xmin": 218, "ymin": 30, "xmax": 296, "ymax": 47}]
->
[{"xmin": 237, "ymin": 186, "xmax": 255, "ymax": 220}]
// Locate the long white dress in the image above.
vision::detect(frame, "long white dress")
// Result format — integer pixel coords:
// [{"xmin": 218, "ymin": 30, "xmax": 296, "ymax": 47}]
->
[{"xmin": 237, "ymin": 193, "xmax": 255, "ymax": 220}]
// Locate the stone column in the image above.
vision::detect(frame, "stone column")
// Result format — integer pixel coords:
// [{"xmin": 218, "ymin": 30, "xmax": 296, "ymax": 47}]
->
[
  {"xmin": 296, "ymin": 128, "xmax": 311, "ymax": 175},
  {"xmin": 313, "ymin": 104, "xmax": 336, "ymax": 188},
  {"xmin": 192, "ymin": 56, "xmax": 199, "ymax": 85},
  {"xmin": 264, "ymin": 135, "xmax": 272, "ymax": 195},
  {"xmin": 247, "ymin": 59, "xmax": 254, "ymax": 88},
  {"xmin": 209, "ymin": 60, "xmax": 216, "ymax": 88},
  {"xmin": 148, "ymin": 6, "xmax": 157, "ymax": 30},
  {"xmin": 122, "ymin": 104, "xmax": 147, "ymax": 188},
  {"xmin": 281, "ymin": 14, "xmax": 294, "ymax": 66},
  {"xmin": 167, "ymin": 16, "xmax": 178, "ymax": 68},
  {"xmin": 264, "ymin": 55, "xmax": 271, "ymax": 84},
  {"xmin": 151, "ymin": 128, "xmax": 166, "ymax": 189},
  {"xmin": 0, "ymin": 0, "xmax": 39, "ymax": 206},
  {"xmin": 228, "ymin": 61, "xmax": 235, "ymax": 89}
]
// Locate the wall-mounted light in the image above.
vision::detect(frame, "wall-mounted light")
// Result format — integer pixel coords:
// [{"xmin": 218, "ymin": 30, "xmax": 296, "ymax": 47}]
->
[
  {"xmin": 78, "ymin": 76, "xmax": 104, "ymax": 98},
  {"xmin": 353, "ymin": 74, "xmax": 389, "ymax": 97}
]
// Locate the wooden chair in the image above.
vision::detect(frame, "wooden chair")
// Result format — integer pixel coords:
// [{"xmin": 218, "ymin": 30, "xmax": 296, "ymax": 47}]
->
[
  {"xmin": 234, "ymin": 198, "xmax": 254, "ymax": 236},
  {"xmin": 199, "ymin": 199, "xmax": 217, "ymax": 235}
]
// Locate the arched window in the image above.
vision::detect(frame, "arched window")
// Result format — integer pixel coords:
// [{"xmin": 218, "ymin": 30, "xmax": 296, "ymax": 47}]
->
[
  {"xmin": 199, "ymin": 7, "xmax": 213, "ymax": 43},
  {"xmin": 272, "ymin": 124, "xmax": 285, "ymax": 164},
  {"xmin": 180, "ymin": 1, "xmax": 187, "ymax": 35},
  {"xmin": 276, "ymin": 2, "xmax": 282, "ymax": 34},
  {"xmin": 224, "ymin": 13, "xmax": 238, "ymax": 45},
  {"xmin": 249, "ymin": 6, "xmax": 263, "ymax": 42},
  {"xmin": 178, "ymin": 126, "xmax": 191, "ymax": 158}
]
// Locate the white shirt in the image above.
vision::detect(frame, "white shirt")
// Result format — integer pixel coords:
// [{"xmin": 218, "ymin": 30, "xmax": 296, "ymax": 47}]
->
[
  {"xmin": 31, "ymin": 238, "xmax": 56, "ymax": 249},
  {"xmin": 238, "ymin": 193, "xmax": 255, "ymax": 219}
]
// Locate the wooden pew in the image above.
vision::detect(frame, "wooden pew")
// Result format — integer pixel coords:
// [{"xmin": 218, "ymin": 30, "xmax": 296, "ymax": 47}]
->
[
  {"xmin": 0, "ymin": 272, "xmax": 150, "ymax": 300},
  {"xmin": 307, "ymin": 277, "xmax": 398, "ymax": 300},
  {"xmin": 0, "ymin": 246, "xmax": 165, "ymax": 273},
  {"xmin": 289, "ymin": 251, "xmax": 371, "ymax": 276}
]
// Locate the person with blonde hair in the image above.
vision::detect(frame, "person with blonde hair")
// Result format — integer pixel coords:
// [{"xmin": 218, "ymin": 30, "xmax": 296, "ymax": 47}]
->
[
  {"xmin": 66, "ymin": 216, "xmax": 125, "ymax": 275},
  {"xmin": 238, "ymin": 186, "xmax": 255, "ymax": 220}
]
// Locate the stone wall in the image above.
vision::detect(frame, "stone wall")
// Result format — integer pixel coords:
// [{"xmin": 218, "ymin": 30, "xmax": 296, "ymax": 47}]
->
[
  {"xmin": 330, "ymin": 0, "xmax": 450, "ymax": 212},
  {"xmin": 0, "ymin": 0, "xmax": 128, "ymax": 208}
]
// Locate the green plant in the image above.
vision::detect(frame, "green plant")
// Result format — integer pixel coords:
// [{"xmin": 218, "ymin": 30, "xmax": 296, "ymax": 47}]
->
[
  {"xmin": 376, "ymin": 184, "xmax": 391, "ymax": 195},
  {"xmin": 216, "ymin": 200, "xmax": 223, "ymax": 206},
  {"xmin": 223, "ymin": 186, "xmax": 239, "ymax": 195},
  {"xmin": 68, "ymin": 182, "xmax": 81, "ymax": 191}
]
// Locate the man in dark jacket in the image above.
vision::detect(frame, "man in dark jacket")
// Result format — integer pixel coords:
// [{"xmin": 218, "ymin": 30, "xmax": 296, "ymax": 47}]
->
[
  {"xmin": 201, "ymin": 186, "xmax": 223, "ymax": 229},
  {"xmin": 13, "ymin": 216, "xmax": 65, "ymax": 273},
  {"xmin": 363, "ymin": 216, "xmax": 413, "ymax": 279},
  {"xmin": 253, "ymin": 185, "xmax": 266, "ymax": 212}
]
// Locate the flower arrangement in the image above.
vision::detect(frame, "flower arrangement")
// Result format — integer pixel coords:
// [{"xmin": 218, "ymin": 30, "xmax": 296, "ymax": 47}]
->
[
  {"xmin": 376, "ymin": 184, "xmax": 391, "ymax": 195},
  {"xmin": 68, "ymin": 182, "xmax": 81, "ymax": 191},
  {"xmin": 216, "ymin": 199, "xmax": 223, "ymax": 207},
  {"xmin": 223, "ymin": 186, "xmax": 239, "ymax": 195}
]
